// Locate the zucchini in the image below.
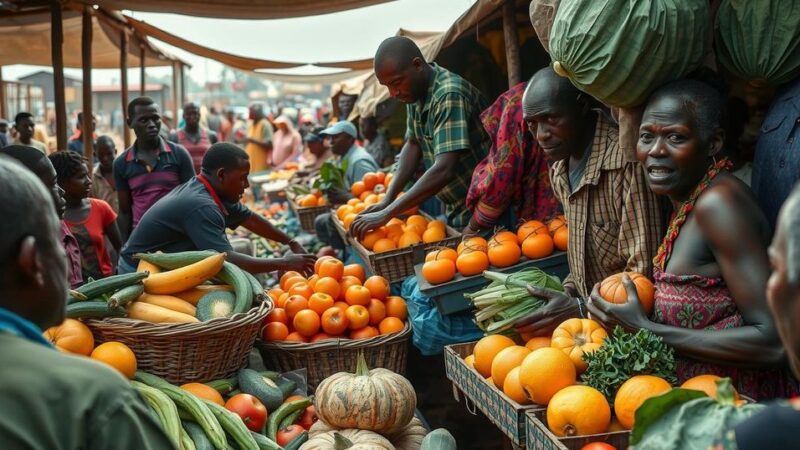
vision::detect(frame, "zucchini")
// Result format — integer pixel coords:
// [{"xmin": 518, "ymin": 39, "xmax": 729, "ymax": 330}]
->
[
  {"xmin": 67, "ymin": 289, "xmax": 87, "ymax": 303},
  {"xmin": 220, "ymin": 262, "xmax": 253, "ymax": 314},
  {"xmin": 131, "ymin": 381, "xmax": 182, "ymax": 448},
  {"xmin": 243, "ymin": 270, "xmax": 267, "ymax": 306},
  {"xmin": 181, "ymin": 426, "xmax": 197, "ymax": 450},
  {"xmin": 205, "ymin": 377, "xmax": 238, "ymax": 395},
  {"xmin": 66, "ymin": 301, "xmax": 126, "ymax": 319},
  {"xmin": 108, "ymin": 283, "xmax": 144, "ymax": 308},
  {"xmin": 196, "ymin": 291, "xmax": 237, "ymax": 321},
  {"xmin": 238, "ymin": 369, "xmax": 284, "ymax": 412},
  {"xmin": 278, "ymin": 409, "xmax": 303, "ymax": 429},
  {"xmin": 201, "ymin": 399, "xmax": 259, "ymax": 450},
  {"xmin": 135, "ymin": 371, "xmax": 226, "ymax": 450},
  {"xmin": 274, "ymin": 377, "xmax": 297, "ymax": 399},
  {"xmin": 184, "ymin": 422, "xmax": 215, "ymax": 450},
  {"xmin": 283, "ymin": 431, "xmax": 308, "ymax": 450},
  {"xmin": 265, "ymin": 398, "xmax": 312, "ymax": 441},
  {"xmin": 136, "ymin": 251, "xmax": 220, "ymax": 269},
  {"xmin": 250, "ymin": 431, "xmax": 281, "ymax": 450},
  {"xmin": 72, "ymin": 271, "xmax": 149, "ymax": 300}
]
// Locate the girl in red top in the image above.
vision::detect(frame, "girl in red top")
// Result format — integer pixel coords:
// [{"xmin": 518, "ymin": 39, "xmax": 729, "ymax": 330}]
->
[{"xmin": 49, "ymin": 152, "xmax": 122, "ymax": 279}]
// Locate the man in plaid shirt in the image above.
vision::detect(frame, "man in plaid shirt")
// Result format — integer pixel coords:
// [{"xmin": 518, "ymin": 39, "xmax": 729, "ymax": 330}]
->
[
  {"xmin": 351, "ymin": 36, "xmax": 491, "ymax": 239},
  {"xmin": 515, "ymin": 67, "xmax": 666, "ymax": 337}
]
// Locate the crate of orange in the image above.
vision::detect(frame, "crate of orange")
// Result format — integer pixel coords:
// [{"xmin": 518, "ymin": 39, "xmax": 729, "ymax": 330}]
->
[
  {"xmin": 417, "ymin": 218, "xmax": 570, "ymax": 315},
  {"xmin": 256, "ymin": 257, "xmax": 412, "ymax": 389},
  {"xmin": 287, "ymin": 189, "xmax": 330, "ymax": 232},
  {"xmin": 444, "ymin": 339, "xmax": 544, "ymax": 448},
  {"xmin": 525, "ymin": 408, "xmax": 629, "ymax": 450}
]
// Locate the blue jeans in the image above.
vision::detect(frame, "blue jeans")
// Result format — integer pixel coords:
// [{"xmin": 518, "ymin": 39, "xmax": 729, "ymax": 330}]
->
[{"xmin": 117, "ymin": 256, "xmax": 136, "ymax": 274}]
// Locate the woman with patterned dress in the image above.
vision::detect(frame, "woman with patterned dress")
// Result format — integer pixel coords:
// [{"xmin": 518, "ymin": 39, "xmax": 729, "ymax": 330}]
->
[{"xmin": 587, "ymin": 80, "xmax": 798, "ymax": 400}]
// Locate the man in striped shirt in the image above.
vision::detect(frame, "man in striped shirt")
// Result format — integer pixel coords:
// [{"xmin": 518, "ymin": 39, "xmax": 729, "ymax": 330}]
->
[{"xmin": 113, "ymin": 97, "xmax": 195, "ymax": 238}]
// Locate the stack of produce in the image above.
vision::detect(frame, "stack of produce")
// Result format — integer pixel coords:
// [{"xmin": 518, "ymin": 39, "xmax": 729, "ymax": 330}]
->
[
  {"xmin": 44, "ymin": 318, "xmax": 139, "ymax": 379},
  {"xmin": 301, "ymin": 354, "xmax": 456, "ymax": 450},
  {"xmin": 262, "ymin": 256, "xmax": 409, "ymax": 343},
  {"xmin": 420, "ymin": 217, "xmax": 567, "ymax": 285},
  {"xmin": 65, "ymin": 251, "xmax": 265, "ymax": 323},
  {"xmin": 266, "ymin": 168, "xmax": 299, "ymax": 181},
  {"xmin": 293, "ymin": 189, "xmax": 328, "ymax": 208},
  {"xmin": 334, "ymin": 171, "xmax": 422, "ymax": 234}
]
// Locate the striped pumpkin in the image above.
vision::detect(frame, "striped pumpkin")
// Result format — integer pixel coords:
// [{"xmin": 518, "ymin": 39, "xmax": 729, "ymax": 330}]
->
[
  {"xmin": 314, "ymin": 353, "xmax": 417, "ymax": 434},
  {"xmin": 303, "ymin": 421, "xmax": 395, "ymax": 450}
]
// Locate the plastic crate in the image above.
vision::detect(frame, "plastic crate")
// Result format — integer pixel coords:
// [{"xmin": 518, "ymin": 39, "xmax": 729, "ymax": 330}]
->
[
  {"xmin": 444, "ymin": 341, "xmax": 543, "ymax": 448},
  {"xmin": 414, "ymin": 252, "xmax": 570, "ymax": 315},
  {"xmin": 525, "ymin": 409, "xmax": 629, "ymax": 450}
]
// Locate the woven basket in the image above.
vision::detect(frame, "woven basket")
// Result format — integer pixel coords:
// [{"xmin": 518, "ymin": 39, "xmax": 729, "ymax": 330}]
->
[
  {"xmin": 287, "ymin": 195, "xmax": 330, "ymax": 232},
  {"xmin": 256, "ymin": 322, "xmax": 412, "ymax": 389},
  {"xmin": 86, "ymin": 301, "xmax": 271, "ymax": 385}
]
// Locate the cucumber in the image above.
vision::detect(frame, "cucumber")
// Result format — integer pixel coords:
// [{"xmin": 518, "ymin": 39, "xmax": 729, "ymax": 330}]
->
[
  {"xmin": 238, "ymin": 369, "xmax": 284, "ymax": 412},
  {"xmin": 181, "ymin": 427, "xmax": 197, "ymax": 450},
  {"xmin": 205, "ymin": 377, "xmax": 238, "ymax": 395},
  {"xmin": 250, "ymin": 431, "xmax": 282, "ymax": 450},
  {"xmin": 72, "ymin": 272, "xmax": 149, "ymax": 301},
  {"xmin": 274, "ymin": 377, "xmax": 297, "ymax": 399},
  {"xmin": 283, "ymin": 431, "xmax": 308, "ymax": 450},
  {"xmin": 66, "ymin": 301, "xmax": 126, "ymax": 319},
  {"xmin": 107, "ymin": 283, "xmax": 144, "ymax": 308},
  {"xmin": 131, "ymin": 381, "xmax": 182, "ymax": 448},
  {"xmin": 184, "ymin": 422, "xmax": 215, "ymax": 450},
  {"xmin": 196, "ymin": 291, "xmax": 237, "ymax": 321},
  {"xmin": 201, "ymin": 399, "xmax": 259, "ymax": 450},
  {"xmin": 265, "ymin": 398, "xmax": 312, "ymax": 441},
  {"xmin": 243, "ymin": 270, "xmax": 267, "ymax": 306},
  {"xmin": 278, "ymin": 409, "xmax": 303, "ymax": 429}
]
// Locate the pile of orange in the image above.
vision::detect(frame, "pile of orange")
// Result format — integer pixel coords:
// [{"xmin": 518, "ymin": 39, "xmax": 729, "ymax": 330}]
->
[
  {"xmin": 262, "ymin": 256, "xmax": 408, "ymax": 343},
  {"xmin": 296, "ymin": 188, "xmax": 328, "ymax": 208},
  {"xmin": 43, "ymin": 318, "xmax": 138, "ymax": 379}
]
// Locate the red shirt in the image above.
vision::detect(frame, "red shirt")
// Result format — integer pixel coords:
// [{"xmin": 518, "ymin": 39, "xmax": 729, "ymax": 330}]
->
[{"xmin": 65, "ymin": 199, "xmax": 118, "ymax": 278}]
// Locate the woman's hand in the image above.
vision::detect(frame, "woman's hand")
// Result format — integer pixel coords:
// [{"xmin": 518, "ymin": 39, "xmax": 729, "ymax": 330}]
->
[{"xmin": 586, "ymin": 274, "xmax": 650, "ymax": 332}]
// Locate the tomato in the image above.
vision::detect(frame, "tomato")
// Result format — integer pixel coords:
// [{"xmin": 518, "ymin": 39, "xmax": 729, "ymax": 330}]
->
[
  {"xmin": 580, "ymin": 443, "xmax": 616, "ymax": 450},
  {"xmin": 224, "ymin": 394, "xmax": 268, "ymax": 432},
  {"xmin": 298, "ymin": 405, "xmax": 318, "ymax": 430},
  {"xmin": 276, "ymin": 424, "xmax": 305, "ymax": 446}
]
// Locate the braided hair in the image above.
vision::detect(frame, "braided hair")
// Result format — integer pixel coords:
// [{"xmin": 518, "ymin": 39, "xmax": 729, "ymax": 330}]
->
[{"xmin": 48, "ymin": 151, "xmax": 87, "ymax": 184}]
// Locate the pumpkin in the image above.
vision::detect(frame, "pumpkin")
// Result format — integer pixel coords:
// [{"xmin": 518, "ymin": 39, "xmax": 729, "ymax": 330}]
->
[
  {"xmin": 387, "ymin": 417, "xmax": 427, "ymax": 450},
  {"xmin": 550, "ymin": 318, "xmax": 607, "ymax": 374},
  {"xmin": 598, "ymin": 272, "xmax": 655, "ymax": 315},
  {"xmin": 315, "ymin": 353, "xmax": 416, "ymax": 434},
  {"xmin": 302, "ymin": 422, "xmax": 395, "ymax": 450},
  {"xmin": 43, "ymin": 318, "xmax": 95, "ymax": 356}
]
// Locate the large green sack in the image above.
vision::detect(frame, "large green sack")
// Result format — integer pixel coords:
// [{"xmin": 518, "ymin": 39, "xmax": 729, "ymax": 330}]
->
[
  {"xmin": 715, "ymin": 0, "xmax": 800, "ymax": 87},
  {"xmin": 548, "ymin": 0, "xmax": 709, "ymax": 108}
]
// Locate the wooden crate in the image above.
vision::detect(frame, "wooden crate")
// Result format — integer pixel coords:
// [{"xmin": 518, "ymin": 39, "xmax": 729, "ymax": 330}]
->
[
  {"xmin": 444, "ymin": 341, "xmax": 543, "ymax": 448},
  {"xmin": 525, "ymin": 409, "xmax": 629, "ymax": 450}
]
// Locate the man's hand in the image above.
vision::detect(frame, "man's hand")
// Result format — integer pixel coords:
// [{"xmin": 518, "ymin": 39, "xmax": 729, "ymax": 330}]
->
[
  {"xmin": 280, "ymin": 253, "xmax": 316, "ymax": 277},
  {"xmin": 288, "ymin": 239, "xmax": 308, "ymax": 255},
  {"xmin": 350, "ymin": 208, "xmax": 393, "ymax": 241},
  {"xmin": 513, "ymin": 285, "xmax": 581, "ymax": 337}
]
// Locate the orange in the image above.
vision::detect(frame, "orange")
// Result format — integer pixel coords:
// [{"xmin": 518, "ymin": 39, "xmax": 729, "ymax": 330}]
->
[
  {"xmin": 343, "ymin": 264, "xmax": 366, "ymax": 282},
  {"xmin": 372, "ymin": 238, "xmax": 397, "ymax": 253},
  {"xmin": 276, "ymin": 292, "xmax": 290, "ymax": 308},
  {"xmin": 359, "ymin": 190, "xmax": 372, "ymax": 201},
  {"xmin": 333, "ymin": 301, "xmax": 350, "ymax": 312},
  {"xmin": 547, "ymin": 385, "xmax": 611, "ymax": 437},
  {"xmin": 503, "ymin": 367, "xmax": 530, "ymax": 405},
  {"xmin": 306, "ymin": 274, "xmax": 320, "ymax": 289},
  {"xmin": 553, "ymin": 226, "xmax": 568, "ymax": 251},
  {"xmin": 422, "ymin": 259, "xmax": 456, "ymax": 284},
  {"xmin": 282, "ymin": 276, "xmax": 307, "ymax": 292},
  {"xmin": 317, "ymin": 196, "xmax": 328, "ymax": 206},
  {"xmin": 487, "ymin": 242, "xmax": 522, "ymax": 267},
  {"xmin": 422, "ymin": 227, "xmax": 446, "ymax": 243},
  {"xmin": 90, "ymin": 342, "xmax": 138, "ymax": 379},
  {"xmin": 43, "ymin": 318, "xmax": 95, "ymax": 356},
  {"xmin": 517, "ymin": 220, "xmax": 548, "ymax": 243},
  {"xmin": 298, "ymin": 194, "xmax": 318, "ymax": 207},
  {"xmin": 343, "ymin": 213, "xmax": 358, "ymax": 229},
  {"xmin": 599, "ymin": 272, "xmax": 656, "ymax": 316},
  {"xmin": 321, "ymin": 307, "xmax": 349, "ymax": 335},
  {"xmin": 361, "ymin": 229, "xmax": 387, "ymax": 250},
  {"xmin": 314, "ymin": 256, "xmax": 335, "ymax": 274},
  {"xmin": 284, "ymin": 295, "xmax": 309, "ymax": 319},
  {"xmin": 345, "ymin": 285, "xmax": 372, "ymax": 306},
  {"xmin": 524, "ymin": 336, "xmax": 552, "ymax": 352},
  {"xmin": 267, "ymin": 288, "xmax": 285, "ymax": 303},
  {"xmin": 364, "ymin": 275, "xmax": 390, "ymax": 300},
  {"xmin": 521, "ymin": 233, "xmax": 555, "ymax": 260},
  {"xmin": 338, "ymin": 276, "xmax": 362, "ymax": 301},
  {"xmin": 491, "ymin": 345, "xmax": 531, "ymax": 389},
  {"xmin": 425, "ymin": 248, "xmax": 458, "ymax": 263},
  {"xmin": 681, "ymin": 374, "xmax": 739, "ymax": 400},
  {"xmin": 347, "ymin": 198, "xmax": 360, "ymax": 207},
  {"xmin": 427, "ymin": 219, "xmax": 446, "ymax": 231},
  {"xmin": 492, "ymin": 230, "xmax": 519, "ymax": 245},
  {"xmin": 280, "ymin": 271, "xmax": 302, "ymax": 289},
  {"xmin": 518, "ymin": 347, "xmax": 577, "ymax": 405},
  {"xmin": 181, "ymin": 382, "xmax": 225, "ymax": 406},
  {"xmin": 367, "ymin": 299, "xmax": 387, "ymax": 326},
  {"xmin": 458, "ymin": 236, "xmax": 488, "ymax": 254},
  {"xmin": 385, "ymin": 296, "xmax": 408, "ymax": 320},
  {"xmin": 284, "ymin": 332, "xmax": 308, "ymax": 342},
  {"xmin": 265, "ymin": 308, "xmax": 289, "ymax": 325},
  {"xmin": 378, "ymin": 317, "xmax": 405, "ymax": 335},
  {"xmin": 473, "ymin": 334, "xmax": 517, "ymax": 378},
  {"xmin": 614, "ymin": 375, "xmax": 672, "ymax": 429},
  {"xmin": 464, "ymin": 354, "xmax": 475, "ymax": 368},
  {"xmin": 313, "ymin": 276, "xmax": 341, "ymax": 300},
  {"xmin": 384, "ymin": 172, "xmax": 393, "ymax": 187},
  {"xmin": 293, "ymin": 309, "xmax": 321, "ymax": 337},
  {"xmin": 345, "ymin": 305, "xmax": 370, "ymax": 330},
  {"xmin": 308, "ymin": 292, "xmax": 335, "ymax": 315},
  {"xmin": 363, "ymin": 194, "xmax": 379, "ymax": 205},
  {"xmin": 288, "ymin": 282, "xmax": 314, "ymax": 299},
  {"xmin": 362, "ymin": 173, "xmax": 379, "ymax": 191},
  {"xmin": 351, "ymin": 181, "xmax": 367, "ymax": 198},
  {"xmin": 350, "ymin": 326, "xmax": 379, "ymax": 339},
  {"xmin": 551, "ymin": 318, "xmax": 607, "ymax": 374},
  {"xmin": 311, "ymin": 333, "xmax": 333, "ymax": 343},
  {"xmin": 397, "ymin": 231, "xmax": 422, "ymax": 248},
  {"xmin": 375, "ymin": 171, "xmax": 386, "ymax": 185},
  {"xmin": 263, "ymin": 322, "xmax": 289, "ymax": 341},
  {"xmin": 456, "ymin": 251, "xmax": 489, "ymax": 276},
  {"xmin": 406, "ymin": 214, "xmax": 428, "ymax": 231},
  {"xmin": 403, "ymin": 222, "xmax": 426, "ymax": 237},
  {"xmin": 547, "ymin": 217, "xmax": 566, "ymax": 234},
  {"xmin": 317, "ymin": 258, "xmax": 344, "ymax": 281}
]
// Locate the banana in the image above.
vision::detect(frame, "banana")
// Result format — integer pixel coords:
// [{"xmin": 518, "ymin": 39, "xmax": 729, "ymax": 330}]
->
[{"xmin": 143, "ymin": 252, "xmax": 226, "ymax": 295}]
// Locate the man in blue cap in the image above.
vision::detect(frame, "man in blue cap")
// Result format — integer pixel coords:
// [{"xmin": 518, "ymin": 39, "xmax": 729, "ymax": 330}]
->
[{"xmin": 313, "ymin": 121, "xmax": 379, "ymax": 249}]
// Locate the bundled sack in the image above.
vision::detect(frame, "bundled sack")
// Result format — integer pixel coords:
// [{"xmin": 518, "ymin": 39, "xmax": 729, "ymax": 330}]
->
[
  {"xmin": 529, "ymin": 0, "xmax": 560, "ymax": 53},
  {"xmin": 715, "ymin": 0, "xmax": 800, "ymax": 87},
  {"xmin": 549, "ymin": 0, "xmax": 709, "ymax": 108}
]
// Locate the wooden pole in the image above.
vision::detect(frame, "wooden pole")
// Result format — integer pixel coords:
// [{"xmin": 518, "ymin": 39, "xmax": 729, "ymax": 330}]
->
[
  {"xmin": 0, "ymin": 66, "xmax": 5, "ymax": 120},
  {"xmin": 51, "ymin": 0, "xmax": 67, "ymax": 151},
  {"xmin": 82, "ymin": 6, "xmax": 94, "ymax": 162},
  {"xmin": 120, "ymin": 30, "xmax": 130, "ymax": 147},
  {"xmin": 171, "ymin": 61, "xmax": 179, "ymax": 133},
  {"xmin": 502, "ymin": 0, "xmax": 521, "ymax": 87},
  {"xmin": 179, "ymin": 63, "xmax": 186, "ymax": 110},
  {"xmin": 139, "ymin": 44, "xmax": 146, "ymax": 96}
]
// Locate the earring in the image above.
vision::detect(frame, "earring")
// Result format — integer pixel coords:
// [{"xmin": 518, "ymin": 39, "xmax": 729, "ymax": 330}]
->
[{"xmin": 712, "ymin": 155, "xmax": 717, "ymax": 165}]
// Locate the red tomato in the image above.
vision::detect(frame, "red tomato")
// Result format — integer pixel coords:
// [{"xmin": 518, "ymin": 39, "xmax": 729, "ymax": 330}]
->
[
  {"xmin": 276, "ymin": 424, "xmax": 305, "ymax": 446},
  {"xmin": 298, "ymin": 405, "xmax": 318, "ymax": 430},
  {"xmin": 580, "ymin": 443, "xmax": 616, "ymax": 450},
  {"xmin": 224, "ymin": 394, "xmax": 268, "ymax": 432}
]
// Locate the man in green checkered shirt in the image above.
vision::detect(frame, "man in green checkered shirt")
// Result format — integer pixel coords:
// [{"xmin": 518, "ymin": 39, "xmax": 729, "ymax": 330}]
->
[{"xmin": 351, "ymin": 36, "xmax": 491, "ymax": 239}]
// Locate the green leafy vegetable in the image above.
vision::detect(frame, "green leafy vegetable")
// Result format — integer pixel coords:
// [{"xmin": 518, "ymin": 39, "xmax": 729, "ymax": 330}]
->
[
  {"xmin": 582, "ymin": 326, "xmax": 676, "ymax": 401},
  {"xmin": 313, "ymin": 159, "xmax": 349, "ymax": 192}
]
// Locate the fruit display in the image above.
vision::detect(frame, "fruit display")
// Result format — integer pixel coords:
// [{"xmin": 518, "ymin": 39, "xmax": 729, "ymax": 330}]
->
[
  {"xmin": 65, "ymin": 251, "xmax": 265, "ymax": 324},
  {"xmin": 421, "ymin": 217, "xmax": 566, "ymax": 285},
  {"xmin": 262, "ymin": 257, "xmax": 408, "ymax": 343},
  {"xmin": 293, "ymin": 189, "xmax": 329, "ymax": 208},
  {"xmin": 337, "ymin": 212, "xmax": 446, "ymax": 253}
]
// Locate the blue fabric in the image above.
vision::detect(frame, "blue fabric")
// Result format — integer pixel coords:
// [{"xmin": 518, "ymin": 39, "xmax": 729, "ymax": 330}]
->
[
  {"xmin": 751, "ymin": 77, "xmax": 800, "ymax": 230},
  {"xmin": 342, "ymin": 143, "xmax": 379, "ymax": 189},
  {"xmin": 117, "ymin": 256, "xmax": 136, "ymax": 274},
  {"xmin": 401, "ymin": 276, "xmax": 483, "ymax": 356},
  {"xmin": 0, "ymin": 307, "xmax": 53, "ymax": 347}
]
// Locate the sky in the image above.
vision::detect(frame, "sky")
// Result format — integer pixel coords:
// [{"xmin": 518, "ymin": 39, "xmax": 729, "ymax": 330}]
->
[{"xmin": 2, "ymin": 0, "xmax": 476, "ymax": 85}]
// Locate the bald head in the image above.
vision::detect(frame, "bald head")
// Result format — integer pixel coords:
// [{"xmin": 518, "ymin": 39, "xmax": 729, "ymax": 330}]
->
[
  {"xmin": 373, "ymin": 36, "xmax": 431, "ymax": 104},
  {"xmin": 523, "ymin": 67, "xmax": 586, "ymax": 118},
  {"xmin": 374, "ymin": 36, "xmax": 424, "ymax": 72}
]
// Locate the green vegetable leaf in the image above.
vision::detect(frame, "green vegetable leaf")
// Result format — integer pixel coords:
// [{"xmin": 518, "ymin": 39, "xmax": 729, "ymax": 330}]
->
[{"xmin": 629, "ymin": 388, "xmax": 707, "ymax": 445}]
